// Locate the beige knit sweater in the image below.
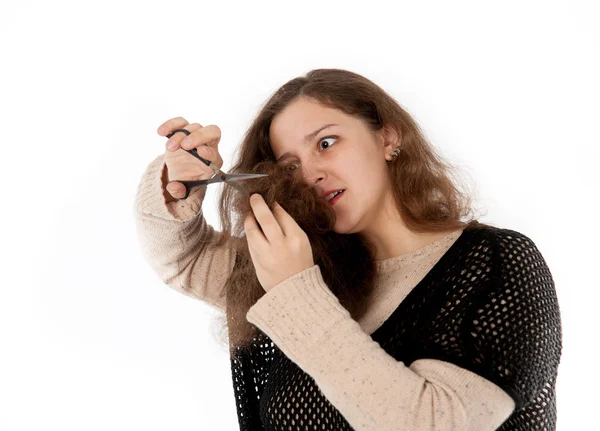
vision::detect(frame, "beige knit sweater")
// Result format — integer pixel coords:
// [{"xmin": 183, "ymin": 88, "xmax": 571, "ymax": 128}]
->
[{"xmin": 134, "ymin": 154, "xmax": 516, "ymax": 430}]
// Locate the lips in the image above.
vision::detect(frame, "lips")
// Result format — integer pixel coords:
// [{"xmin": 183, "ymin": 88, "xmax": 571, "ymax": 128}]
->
[
  {"xmin": 322, "ymin": 189, "xmax": 345, "ymax": 201},
  {"xmin": 327, "ymin": 190, "xmax": 344, "ymax": 205}
]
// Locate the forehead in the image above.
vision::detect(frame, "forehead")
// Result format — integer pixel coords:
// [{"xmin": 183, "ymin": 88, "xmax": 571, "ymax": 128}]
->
[{"xmin": 269, "ymin": 98, "xmax": 348, "ymax": 147}]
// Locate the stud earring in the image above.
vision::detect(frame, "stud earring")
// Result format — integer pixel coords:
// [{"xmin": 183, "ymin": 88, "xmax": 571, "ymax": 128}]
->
[{"xmin": 387, "ymin": 146, "xmax": 401, "ymax": 163}]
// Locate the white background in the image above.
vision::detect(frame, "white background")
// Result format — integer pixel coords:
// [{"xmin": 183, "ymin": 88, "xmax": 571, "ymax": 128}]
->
[{"xmin": 1, "ymin": 0, "xmax": 598, "ymax": 430}]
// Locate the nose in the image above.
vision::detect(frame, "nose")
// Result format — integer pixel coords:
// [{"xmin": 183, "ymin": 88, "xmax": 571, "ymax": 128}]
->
[{"xmin": 301, "ymin": 163, "xmax": 325, "ymax": 186}]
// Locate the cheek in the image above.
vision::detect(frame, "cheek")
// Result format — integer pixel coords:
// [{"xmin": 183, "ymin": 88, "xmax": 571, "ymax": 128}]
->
[
  {"xmin": 345, "ymin": 162, "xmax": 374, "ymax": 193},
  {"xmin": 348, "ymin": 167, "xmax": 388, "ymax": 208}
]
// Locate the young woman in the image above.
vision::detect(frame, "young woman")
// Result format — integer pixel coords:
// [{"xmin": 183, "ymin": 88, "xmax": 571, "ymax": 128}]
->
[{"xmin": 134, "ymin": 68, "xmax": 562, "ymax": 430}]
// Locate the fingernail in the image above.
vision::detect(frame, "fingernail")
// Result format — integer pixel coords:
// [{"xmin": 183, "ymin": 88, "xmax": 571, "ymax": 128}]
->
[{"xmin": 167, "ymin": 140, "xmax": 177, "ymax": 150}]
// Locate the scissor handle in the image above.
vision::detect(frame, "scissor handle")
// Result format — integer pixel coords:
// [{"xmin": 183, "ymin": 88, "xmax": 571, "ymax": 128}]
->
[
  {"xmin": 173, "ymin": 176, "xmax": 225, "ymax": 200},
  {"xmin": 166, "ymin": 129, "xmax": 218, "ymax": 170},
  {"xmin": 164, "ymin": 130, "xmax": 268, "ymax": 200},
  {"xmin": 178, "ymin": 181, "xmax": 200, "ymax": 200}
]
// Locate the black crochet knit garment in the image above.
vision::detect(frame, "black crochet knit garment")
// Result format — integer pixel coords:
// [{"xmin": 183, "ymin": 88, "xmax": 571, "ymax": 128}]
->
[{"xmin": 229, "ymin": 225, "xmax": 563, "ymax": 430}]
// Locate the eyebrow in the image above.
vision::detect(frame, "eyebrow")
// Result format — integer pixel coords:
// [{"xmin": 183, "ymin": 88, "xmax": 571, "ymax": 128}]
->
[{"xmin": 275, "ymin": 123, "xmax": 339, "ymax": 162}]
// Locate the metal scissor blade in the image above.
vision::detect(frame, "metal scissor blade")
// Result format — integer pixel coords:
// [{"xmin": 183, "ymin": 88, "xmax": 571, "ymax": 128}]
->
[
  {"xmin": 222, "ymin": 173, "xmax": 269, "ymax": 182},
  {"xmin": 219, "ymin": 173, "xmax": 268, "ymax": 198},
  {"xmin": 175, "ymin": 172, "xmax": 269, "ymax": 200},
  {"xmin": 200, "ymin": 173, "xmax": 268, "ymax": 186}
]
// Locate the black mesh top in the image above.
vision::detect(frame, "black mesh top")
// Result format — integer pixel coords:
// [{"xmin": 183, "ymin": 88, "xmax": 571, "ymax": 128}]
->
[{"xmin": 229, "ymin": 225, "xmax": 563, "ymax": 430}]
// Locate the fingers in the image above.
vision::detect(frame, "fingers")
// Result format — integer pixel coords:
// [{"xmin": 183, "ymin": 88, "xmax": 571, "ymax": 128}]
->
[
  {"xmin": 271, "ymin": 202, "xmax": 293, "ymax": 237},
  {"xmin": 164, "ymin": 123, "xmax": 203, "ymax": 152},
  {"xmin": 157, "ymin": 117, "xmax": 192, "ymax": 137},
  {"xmin": 244, "ymin": 211, "xmax": 267, "ymax": 249},
  {"xmin": 180, "ymin": 125, "xmax": 223, "ymax": 168},
  {"xmin": 247, "ymin": 195, "xmax": 284, "ymax": 242},
  {"xmin": 166, "ymin": 180, "xmax": 183, "ymax": 197},
  {"xmin": 180, "ymin": 124, "xmax": 222, "ymax": 150},
  {"xmin": 166, "ymin": 180, "xmax": 197, "ymax": 199}
]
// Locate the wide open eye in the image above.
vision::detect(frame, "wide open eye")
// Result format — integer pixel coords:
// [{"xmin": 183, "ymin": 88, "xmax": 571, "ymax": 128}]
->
[
  {"xmin": 280, "ymin": 136, "xmax": 338, "ymax": 172},
  {"xmin": 318, "ymin": 136, "xmax": 338, "ymax": 151}
]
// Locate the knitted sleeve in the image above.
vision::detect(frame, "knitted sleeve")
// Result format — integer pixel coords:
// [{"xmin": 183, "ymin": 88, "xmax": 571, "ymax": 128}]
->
[
  {"xmin": 133, "ymin": 153, "xmax": 237, "ymax": 312},
  {"xmin": 464, "ymin": 230, "xmax": 563, "ymax": 412}
]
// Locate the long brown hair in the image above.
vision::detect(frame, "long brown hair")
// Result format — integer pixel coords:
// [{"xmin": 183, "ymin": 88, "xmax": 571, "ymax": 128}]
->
[{"xmin": 207, "ymin": 68, "xmax": 496, "ymax": 361}]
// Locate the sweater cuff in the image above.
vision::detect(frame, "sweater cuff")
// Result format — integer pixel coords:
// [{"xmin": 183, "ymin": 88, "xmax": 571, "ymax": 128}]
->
[
  {"xmin": 245, "ymin": 265, "xmax": 351, "ymax": 365},
  {"xmin": 134, "ymin": 154, "xmax": 207, "ymax": 222}
]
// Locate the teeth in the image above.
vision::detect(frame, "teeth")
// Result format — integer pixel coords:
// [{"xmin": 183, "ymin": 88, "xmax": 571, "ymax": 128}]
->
[{"xmin": 326, "ymin": 190, "xmax": 344, "ymax": 202}]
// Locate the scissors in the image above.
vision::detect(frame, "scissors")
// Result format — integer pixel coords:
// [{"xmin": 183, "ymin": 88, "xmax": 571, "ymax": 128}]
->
[{"xmin": 165, "ymin": 128, "xmax": 268, "ymax": 200}]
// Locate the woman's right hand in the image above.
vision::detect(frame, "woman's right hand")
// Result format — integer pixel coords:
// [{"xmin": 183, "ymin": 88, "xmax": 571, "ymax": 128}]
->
[{"xmin": 157, "ymin": 117, "xmax": 225, "ymax": 199}]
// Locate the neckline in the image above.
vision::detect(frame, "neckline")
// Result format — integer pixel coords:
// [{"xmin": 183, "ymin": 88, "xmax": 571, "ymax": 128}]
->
[
  {"xmin": 374, "ymin": 228, "xmax": 465, "ymax": 273},
  {"xmin": 370, "ymin": 225, "xmax": 478, "ymax": 340}
]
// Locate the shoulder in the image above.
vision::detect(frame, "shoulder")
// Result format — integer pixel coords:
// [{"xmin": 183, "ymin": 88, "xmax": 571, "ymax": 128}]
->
[
  {"xmin": 460, "ymin": 224, "xmax": 551, "ymax": 281},
  {"xmin": 463, "ymin": 225, "xmax": 562, "ymax": 362},
  {"xmin": 454, "ymin": 224, "xmax": 558, "ymax": 322},
  {"xmin": 462, "ymin": 222, "xmax": 537, "ymax": 247},
  {"xmin": 486, "ymin": 226, "xmax": 543, "ymax": 255},
  {"xmin": 486, "ymin": 226, "xmax": 553, "ymax": 288}
]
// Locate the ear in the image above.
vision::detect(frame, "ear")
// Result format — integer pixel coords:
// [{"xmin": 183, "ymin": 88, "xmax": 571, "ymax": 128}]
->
[{"xmin": 379, "ymin": 124, "xmax": 401, "ymax": 158}]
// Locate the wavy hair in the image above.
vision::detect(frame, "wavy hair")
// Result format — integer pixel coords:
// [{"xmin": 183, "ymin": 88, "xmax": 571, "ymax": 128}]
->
[{"xmin": 207, "ymin": 68, "xmax": 496, "ymax": 361}]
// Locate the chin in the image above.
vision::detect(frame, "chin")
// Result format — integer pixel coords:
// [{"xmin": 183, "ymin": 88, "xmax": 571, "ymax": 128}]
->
[
  {"xmin": 327, "ymin": 192, "xmax": 364, "ymax": 234},
  {"xmin": 330, "ymin": 215, "xmax": 362, "ymax": 235}
]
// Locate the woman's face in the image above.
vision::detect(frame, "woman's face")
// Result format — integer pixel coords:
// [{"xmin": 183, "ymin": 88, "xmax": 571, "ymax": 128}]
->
[{"xmin": 269, "ymin": 97, "xmax": 398, "ymax": 234}]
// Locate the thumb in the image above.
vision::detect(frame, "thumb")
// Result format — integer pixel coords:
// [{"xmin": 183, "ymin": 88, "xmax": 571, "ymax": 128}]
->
[{"xmin": 166, "ymin": 180, "xmax": 184, "ymax": 197}]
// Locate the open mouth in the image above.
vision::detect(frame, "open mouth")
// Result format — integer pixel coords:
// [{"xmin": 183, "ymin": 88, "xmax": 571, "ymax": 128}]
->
[{"xmin": 326, "ymin": 189, "xmax": 345, "ymax": 206}]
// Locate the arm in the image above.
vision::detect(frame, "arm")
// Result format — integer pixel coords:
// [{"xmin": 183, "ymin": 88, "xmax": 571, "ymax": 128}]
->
[
  {"xmin": 245, "ymin": 265, "xmax": 515, "ymax": 431},
  {"xmin": 245, "ymin": 229, "xmax": 562, "ymax": 430},
  {"xmin": 133, "ymin": 153, "xmax": 238, "ymax": 312}
]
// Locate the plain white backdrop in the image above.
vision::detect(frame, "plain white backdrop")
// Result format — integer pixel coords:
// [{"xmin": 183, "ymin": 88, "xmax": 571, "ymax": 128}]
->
[{"xmin": 1, "ymin": 0, "xmax": 598, "ymax": 429}]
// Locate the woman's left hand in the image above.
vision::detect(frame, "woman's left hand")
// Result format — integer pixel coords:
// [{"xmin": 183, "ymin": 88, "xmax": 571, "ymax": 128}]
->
[{"xmin": 244, "ymin": 194, "xmax": 315, "ymax": 293}]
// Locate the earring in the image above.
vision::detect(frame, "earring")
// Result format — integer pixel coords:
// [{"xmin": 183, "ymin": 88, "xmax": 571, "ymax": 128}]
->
[{"xmin": 387, "ymin": 146, "xmax": 401, "ymax": 163}]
